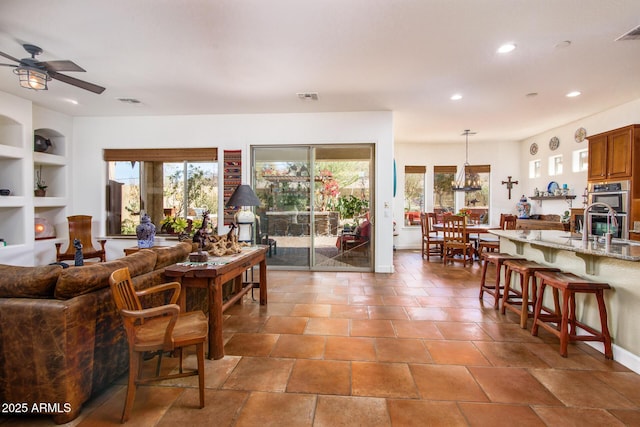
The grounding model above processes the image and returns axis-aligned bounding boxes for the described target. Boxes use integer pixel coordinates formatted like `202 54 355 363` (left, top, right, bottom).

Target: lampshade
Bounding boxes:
226 185 260 207
452 129 481 192
14 66 49 90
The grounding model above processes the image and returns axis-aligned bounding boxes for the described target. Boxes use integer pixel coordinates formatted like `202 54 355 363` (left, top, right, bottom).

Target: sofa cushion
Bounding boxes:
0 264 63 298
150 242 192 269
54 250 157 299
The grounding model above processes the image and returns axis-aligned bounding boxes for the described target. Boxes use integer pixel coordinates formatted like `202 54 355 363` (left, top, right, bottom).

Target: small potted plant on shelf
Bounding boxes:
34 166 47 197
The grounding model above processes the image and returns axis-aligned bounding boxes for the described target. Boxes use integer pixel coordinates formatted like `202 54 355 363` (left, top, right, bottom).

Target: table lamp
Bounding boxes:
226 184 261 243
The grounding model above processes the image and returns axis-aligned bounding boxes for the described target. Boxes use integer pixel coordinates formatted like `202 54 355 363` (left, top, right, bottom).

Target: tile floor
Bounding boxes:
4 250 640 426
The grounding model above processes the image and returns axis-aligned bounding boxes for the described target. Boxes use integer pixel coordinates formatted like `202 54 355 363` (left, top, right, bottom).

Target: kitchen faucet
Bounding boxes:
582 202 618 247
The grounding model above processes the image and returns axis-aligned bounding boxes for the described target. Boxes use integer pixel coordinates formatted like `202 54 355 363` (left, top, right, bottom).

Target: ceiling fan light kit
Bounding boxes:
0 43 105 94
14 65 49 90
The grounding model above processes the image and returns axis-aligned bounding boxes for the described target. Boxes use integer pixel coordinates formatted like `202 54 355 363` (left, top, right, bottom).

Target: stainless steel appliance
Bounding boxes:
586 180 629 239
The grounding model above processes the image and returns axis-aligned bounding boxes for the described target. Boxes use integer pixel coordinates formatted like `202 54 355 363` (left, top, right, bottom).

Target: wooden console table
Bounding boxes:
164 246 268 359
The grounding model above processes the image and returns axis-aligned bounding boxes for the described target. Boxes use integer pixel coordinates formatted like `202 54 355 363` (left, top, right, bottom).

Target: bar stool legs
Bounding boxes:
479 252 522 309
531 270 613 359
502 259 560 328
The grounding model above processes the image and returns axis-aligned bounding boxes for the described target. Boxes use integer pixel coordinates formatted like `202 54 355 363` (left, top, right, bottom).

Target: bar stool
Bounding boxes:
479 252 523 309
502 259 560 328
531 270 613 359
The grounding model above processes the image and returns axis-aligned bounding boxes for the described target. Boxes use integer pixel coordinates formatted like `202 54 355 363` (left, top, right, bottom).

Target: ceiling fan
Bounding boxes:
0 43 105 94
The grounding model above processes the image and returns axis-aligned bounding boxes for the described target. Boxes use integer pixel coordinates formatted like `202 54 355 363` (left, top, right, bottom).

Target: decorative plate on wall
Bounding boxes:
575 127 587 143
549 136 560 150
529 142 538 155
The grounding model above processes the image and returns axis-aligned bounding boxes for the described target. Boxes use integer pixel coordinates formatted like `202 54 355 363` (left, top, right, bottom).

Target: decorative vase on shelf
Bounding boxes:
516 195 531 219
136 214 156 248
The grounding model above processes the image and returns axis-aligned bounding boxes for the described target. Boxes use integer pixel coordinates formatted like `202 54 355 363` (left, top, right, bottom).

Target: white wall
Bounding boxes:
394 140 521 249
520 98 640 208
72 111 396 273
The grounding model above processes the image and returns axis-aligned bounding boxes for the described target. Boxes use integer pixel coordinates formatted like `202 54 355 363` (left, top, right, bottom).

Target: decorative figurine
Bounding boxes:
73 239 84 266
136 213 156 248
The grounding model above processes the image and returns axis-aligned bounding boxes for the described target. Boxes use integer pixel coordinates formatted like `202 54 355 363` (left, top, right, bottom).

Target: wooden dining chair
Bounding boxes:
420 212 443 260
55 215 107 263
442 215 474 266
478 213 517 253
109 267 208 423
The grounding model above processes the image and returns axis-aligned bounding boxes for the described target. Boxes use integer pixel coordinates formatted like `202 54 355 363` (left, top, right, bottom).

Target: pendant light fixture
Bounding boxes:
452 129 481 192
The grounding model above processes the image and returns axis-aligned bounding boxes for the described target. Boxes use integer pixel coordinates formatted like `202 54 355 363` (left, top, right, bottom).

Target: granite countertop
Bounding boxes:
491 229 640 262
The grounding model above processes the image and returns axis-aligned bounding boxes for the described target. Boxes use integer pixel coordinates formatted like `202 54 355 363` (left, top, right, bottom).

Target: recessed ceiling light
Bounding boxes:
497 43 516 54
450 94 462 101
566 91 581 98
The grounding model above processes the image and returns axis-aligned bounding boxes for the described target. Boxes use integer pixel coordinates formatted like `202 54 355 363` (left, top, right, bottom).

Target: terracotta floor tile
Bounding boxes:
261 315 308 334
223 332 279 357
410 364 489 401
352 361 419 398
458 402 546 427
286 359 351 395
608 409 640 425
473 341 550 368
330 303 370 319
304 317 349 336
387 399 468 426
350 319 396 337
593 371 640 405
530 368 638 409
289 303 331 317
375 337 432 363
405 306 451 321
435 321 493 341
222 357 294 392
392 319 444 339
533 406 627 427
324 336 377 361
156 389 248 427
313 293 349 304
424 340 491 366
234 391 316 427
270 334 326 359
314 395 390 427
367 305 409 320
415 295 458 307
348 294 383 304
468 366 562 405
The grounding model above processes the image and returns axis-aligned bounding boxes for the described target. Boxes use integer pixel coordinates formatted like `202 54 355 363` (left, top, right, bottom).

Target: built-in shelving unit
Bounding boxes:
0 114 26 247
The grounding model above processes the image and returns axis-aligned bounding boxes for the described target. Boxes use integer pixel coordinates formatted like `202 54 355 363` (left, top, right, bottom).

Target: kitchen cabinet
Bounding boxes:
587 125 639 181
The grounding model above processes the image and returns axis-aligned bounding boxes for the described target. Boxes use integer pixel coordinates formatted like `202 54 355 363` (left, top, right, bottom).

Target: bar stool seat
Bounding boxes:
502 259 560 328
479 252 523 309
531 270 613 359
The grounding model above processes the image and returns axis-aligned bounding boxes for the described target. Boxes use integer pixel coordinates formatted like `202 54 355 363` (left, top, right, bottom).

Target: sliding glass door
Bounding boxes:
252 144 373 271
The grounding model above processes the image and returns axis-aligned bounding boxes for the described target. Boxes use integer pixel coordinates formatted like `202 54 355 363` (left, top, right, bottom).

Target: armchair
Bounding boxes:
55 215 107 263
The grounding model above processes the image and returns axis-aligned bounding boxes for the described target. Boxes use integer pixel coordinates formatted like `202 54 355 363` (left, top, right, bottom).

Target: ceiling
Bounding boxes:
0 0 639 144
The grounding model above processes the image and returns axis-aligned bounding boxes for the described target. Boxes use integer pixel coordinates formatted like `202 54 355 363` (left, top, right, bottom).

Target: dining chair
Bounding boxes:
442 215 474 266
478 213 517 253
109 267 208 423
420 212 443 260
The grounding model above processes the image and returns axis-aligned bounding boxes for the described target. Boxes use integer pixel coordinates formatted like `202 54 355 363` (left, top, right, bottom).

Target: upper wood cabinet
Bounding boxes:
587 125 639 181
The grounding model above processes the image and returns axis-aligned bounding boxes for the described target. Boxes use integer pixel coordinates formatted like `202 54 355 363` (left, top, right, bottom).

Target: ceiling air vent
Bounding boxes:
297 92 319 101
117 98 142 104
616 24 640 41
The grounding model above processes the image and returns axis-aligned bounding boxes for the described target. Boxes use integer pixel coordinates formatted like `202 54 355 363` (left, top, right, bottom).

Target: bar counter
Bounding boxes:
491 229 640 367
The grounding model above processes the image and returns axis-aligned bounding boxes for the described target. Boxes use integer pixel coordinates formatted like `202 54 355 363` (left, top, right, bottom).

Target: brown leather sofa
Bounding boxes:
0 242 192 424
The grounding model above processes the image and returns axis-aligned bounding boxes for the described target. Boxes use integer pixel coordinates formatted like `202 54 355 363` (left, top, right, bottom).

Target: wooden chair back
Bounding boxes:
55 215 107 262
443 215 468 244
499 213 518 230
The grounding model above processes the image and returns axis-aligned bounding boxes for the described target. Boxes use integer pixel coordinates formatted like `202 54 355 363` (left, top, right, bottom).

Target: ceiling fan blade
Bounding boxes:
38 60 85 72
0 50 21 64
0 63 17 68
49 71 105 94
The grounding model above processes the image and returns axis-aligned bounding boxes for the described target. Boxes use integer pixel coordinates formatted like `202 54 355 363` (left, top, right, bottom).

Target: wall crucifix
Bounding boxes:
501 176 519 199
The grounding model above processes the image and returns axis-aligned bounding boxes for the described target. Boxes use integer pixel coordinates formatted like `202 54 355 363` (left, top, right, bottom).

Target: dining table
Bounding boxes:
432 222 500 257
